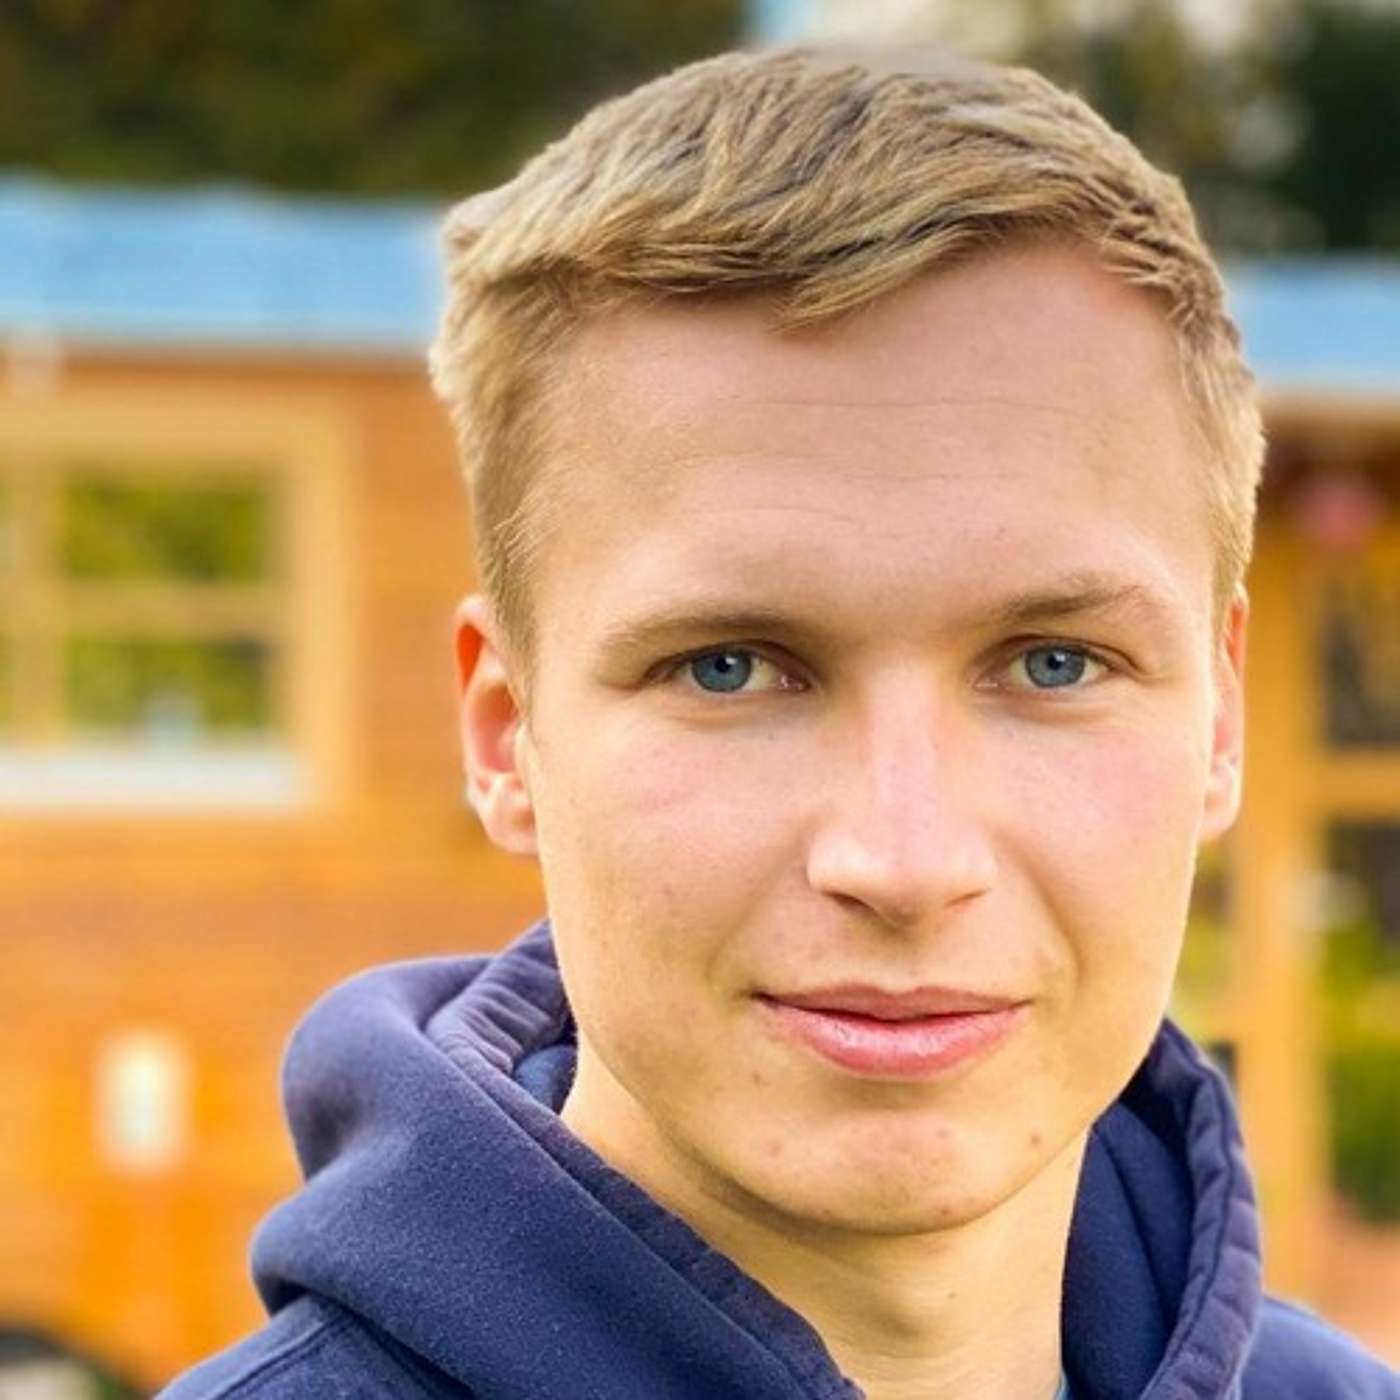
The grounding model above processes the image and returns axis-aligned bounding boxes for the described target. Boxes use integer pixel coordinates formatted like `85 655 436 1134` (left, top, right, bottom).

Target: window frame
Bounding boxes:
1302 523 1400 816
0 385 354 816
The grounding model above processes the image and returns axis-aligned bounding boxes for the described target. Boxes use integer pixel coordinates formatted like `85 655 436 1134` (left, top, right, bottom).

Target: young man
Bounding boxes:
162 48 1398 1400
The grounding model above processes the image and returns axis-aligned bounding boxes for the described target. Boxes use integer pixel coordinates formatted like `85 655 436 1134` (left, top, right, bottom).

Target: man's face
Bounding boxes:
463 242 1245 1235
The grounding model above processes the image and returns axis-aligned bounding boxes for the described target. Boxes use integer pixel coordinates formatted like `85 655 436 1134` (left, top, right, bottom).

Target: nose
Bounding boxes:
805 679 998 930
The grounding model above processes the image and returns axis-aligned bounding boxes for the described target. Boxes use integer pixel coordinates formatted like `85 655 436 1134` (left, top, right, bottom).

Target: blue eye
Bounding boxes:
1021 646 1091 688
688 649 755 692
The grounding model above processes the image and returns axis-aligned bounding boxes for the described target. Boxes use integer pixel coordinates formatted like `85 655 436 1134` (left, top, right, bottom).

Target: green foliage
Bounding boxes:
4 0 1395 251
3 0 1397 252
0 0 743 197
1321 911 1400 1028
1024 1 1244 181
1267 0 1400 248
1320 916 1400 1221
93 1364 145 1400
60 471 275 582
1169 841 1235 1040
1327 1041 1400 1226
1324 921 1393 1004
96 1381 143 1400
1172 915 1233 1038
1016 0 1400 252
1328 1038 1400 1221
0 635 11 732
65 635 273 738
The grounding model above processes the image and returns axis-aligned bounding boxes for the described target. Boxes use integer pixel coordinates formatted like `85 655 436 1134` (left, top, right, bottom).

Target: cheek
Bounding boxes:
998 720 1203 997
539 719 802 911
528 718 807 1048
1003 723 1204 1101
1002 717 1204 888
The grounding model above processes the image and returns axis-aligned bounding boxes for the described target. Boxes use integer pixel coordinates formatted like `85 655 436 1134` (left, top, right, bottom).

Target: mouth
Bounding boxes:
754 992 1027 1079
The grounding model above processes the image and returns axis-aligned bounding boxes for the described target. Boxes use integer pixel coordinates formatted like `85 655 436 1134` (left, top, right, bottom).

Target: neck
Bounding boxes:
712 1152 1079 1400
563 1063 1084 1400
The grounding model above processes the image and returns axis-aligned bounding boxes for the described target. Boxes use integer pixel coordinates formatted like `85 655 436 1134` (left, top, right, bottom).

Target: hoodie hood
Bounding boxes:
251 919 1262 1400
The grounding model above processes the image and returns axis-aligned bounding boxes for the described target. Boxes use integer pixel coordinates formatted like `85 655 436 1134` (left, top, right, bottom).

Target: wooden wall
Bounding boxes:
0 350 544 1386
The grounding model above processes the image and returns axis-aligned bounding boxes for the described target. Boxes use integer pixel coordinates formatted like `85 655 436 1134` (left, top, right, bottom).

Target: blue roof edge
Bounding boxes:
0 173 1397 394
0 172 450 358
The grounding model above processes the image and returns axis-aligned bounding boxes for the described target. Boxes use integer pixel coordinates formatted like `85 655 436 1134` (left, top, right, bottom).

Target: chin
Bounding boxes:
766 1178 1009 1237
726 1145 1018 1238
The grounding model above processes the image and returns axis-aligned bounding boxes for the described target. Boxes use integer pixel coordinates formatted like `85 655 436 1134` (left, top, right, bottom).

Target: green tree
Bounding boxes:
0 0 743 196
1263 0 1400 249
1016 0 1400 252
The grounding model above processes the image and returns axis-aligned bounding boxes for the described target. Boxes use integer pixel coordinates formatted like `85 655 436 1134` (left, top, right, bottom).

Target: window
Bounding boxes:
0 391 349 812
1319 559 1400 748
1328 823 1400 950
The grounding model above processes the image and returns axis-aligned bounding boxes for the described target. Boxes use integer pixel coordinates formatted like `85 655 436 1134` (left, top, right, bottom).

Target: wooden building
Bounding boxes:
0 177 1397 1386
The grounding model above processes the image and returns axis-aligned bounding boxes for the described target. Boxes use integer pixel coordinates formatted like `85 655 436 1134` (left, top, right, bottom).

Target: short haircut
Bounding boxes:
429 46 1264 662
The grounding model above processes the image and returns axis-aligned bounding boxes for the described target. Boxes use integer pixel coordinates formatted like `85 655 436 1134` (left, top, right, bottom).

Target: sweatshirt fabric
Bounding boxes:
160 920 1400 1399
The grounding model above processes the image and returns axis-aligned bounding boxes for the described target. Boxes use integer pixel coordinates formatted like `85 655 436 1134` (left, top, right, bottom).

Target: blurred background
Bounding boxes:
0 0 1397 1391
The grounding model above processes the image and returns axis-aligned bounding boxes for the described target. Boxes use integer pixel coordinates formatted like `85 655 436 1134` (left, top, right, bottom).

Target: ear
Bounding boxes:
1198 587 1249 845
453 593 538 857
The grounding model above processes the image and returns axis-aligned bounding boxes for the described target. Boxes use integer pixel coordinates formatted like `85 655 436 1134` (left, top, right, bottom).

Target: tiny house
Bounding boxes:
0 177 1396 1384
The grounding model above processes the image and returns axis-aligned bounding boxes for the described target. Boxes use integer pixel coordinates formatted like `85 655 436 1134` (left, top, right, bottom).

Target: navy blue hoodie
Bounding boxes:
161 921 1398 1399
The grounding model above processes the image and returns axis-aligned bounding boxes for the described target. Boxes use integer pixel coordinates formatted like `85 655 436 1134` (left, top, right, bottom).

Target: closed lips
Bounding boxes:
756 987 1021 1019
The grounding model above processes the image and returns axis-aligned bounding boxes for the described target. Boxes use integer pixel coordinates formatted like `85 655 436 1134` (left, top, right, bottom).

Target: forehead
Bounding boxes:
553 243 1198 457
530 243 1214 649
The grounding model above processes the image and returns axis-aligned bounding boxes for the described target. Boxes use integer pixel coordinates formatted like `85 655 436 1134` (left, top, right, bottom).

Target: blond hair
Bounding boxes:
429 47 1264 657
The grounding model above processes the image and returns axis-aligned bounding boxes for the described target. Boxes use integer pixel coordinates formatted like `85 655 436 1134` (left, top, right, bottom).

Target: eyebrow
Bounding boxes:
983 573 1180 631
597 608 825 664
595 572 1182 662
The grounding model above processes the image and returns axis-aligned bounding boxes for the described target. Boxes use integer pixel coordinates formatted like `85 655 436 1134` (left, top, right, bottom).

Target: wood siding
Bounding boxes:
0 352 544 1386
